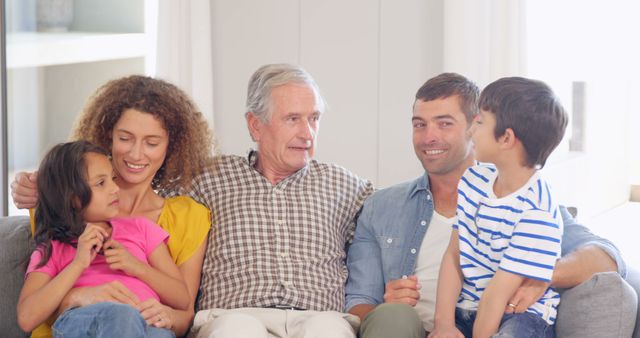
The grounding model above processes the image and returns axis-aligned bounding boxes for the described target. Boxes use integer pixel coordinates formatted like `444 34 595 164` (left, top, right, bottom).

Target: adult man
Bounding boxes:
345 73 628 337
183 63 373 337
12 64 373 338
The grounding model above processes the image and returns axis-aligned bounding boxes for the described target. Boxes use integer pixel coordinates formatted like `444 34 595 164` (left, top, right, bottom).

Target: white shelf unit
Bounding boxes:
4 0 155 216
7 32 150 68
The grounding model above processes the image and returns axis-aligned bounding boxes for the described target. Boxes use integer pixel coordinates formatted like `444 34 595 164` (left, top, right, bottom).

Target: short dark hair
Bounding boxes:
414 73 480 123
34 140 109 267
479 77 568 168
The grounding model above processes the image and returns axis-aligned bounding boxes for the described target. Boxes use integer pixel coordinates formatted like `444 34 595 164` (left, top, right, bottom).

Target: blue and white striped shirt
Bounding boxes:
454 165 563 325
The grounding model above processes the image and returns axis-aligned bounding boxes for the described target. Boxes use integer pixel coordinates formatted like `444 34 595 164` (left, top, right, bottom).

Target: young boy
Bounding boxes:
429 77 568 338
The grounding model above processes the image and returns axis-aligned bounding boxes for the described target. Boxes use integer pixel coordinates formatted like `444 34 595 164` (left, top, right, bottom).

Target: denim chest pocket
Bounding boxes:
377 236 402 249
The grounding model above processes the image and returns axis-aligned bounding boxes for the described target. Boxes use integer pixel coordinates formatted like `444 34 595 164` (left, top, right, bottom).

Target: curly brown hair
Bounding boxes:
71 75 215 193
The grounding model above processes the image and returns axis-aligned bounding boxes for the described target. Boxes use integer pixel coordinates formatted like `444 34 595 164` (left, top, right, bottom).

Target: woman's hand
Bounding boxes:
73 223 110 269
137 298 174 330
103 238 146 277
505 278 550 314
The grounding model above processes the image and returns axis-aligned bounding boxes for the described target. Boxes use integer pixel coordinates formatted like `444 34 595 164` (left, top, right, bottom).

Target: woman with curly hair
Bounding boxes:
13 75 215 337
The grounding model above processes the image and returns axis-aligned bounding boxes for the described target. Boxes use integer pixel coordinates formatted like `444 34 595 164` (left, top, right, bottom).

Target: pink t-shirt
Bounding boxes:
27 217 169 302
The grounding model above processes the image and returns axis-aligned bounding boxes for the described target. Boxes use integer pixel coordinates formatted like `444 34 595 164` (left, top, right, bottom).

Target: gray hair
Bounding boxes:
245 63 327 122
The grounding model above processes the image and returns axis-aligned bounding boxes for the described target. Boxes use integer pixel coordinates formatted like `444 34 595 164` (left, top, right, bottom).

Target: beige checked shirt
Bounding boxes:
188 152 374 312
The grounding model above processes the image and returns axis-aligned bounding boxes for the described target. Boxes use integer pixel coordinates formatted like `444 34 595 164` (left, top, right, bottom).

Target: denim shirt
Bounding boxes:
345 174 626 312
345 174 434 311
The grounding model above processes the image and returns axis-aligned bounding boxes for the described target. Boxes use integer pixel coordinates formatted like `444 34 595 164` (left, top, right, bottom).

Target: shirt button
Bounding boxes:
420 220 427 226
401 275 408 279
410 248 417 254
426 195 432 200
276 220 285 225
280 252 289 258
386 238 393 244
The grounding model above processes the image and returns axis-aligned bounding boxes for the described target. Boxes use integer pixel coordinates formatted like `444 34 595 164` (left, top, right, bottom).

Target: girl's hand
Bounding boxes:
137 298 174 330
73 223 109 268
103 239 145 277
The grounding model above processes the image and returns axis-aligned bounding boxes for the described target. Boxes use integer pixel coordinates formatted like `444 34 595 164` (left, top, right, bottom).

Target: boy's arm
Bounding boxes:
507 206 616 311
430 230 464 337
473 270 525 338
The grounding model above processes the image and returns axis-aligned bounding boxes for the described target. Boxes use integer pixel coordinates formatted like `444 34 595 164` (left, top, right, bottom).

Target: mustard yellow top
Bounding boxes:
29 196 211 338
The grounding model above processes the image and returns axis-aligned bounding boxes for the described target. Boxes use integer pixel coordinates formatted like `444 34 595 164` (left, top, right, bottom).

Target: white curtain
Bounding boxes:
153 0 215 129
442 0 525 87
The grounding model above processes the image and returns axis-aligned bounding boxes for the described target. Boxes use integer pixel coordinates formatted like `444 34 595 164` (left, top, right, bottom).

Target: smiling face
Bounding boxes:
110 109 169 188
412 95 474 177
247 83 321 182
82 152 120 222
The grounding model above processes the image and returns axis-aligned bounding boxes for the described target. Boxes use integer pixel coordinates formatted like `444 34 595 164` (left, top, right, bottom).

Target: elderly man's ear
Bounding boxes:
246 112 262 142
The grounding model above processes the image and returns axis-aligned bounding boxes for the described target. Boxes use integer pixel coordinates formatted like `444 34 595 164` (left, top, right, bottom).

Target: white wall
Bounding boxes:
210 0 445 187
527 0 637 218
209 0 635 218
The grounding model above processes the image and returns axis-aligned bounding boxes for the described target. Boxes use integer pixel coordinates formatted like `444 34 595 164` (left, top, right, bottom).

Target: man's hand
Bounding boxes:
505 278 549 314
384 275 421 306
11 171 38 209
59 281 140 313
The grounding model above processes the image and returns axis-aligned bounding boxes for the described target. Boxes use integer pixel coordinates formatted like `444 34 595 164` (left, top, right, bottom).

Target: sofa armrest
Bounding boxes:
0 216 33 338
625 267 640 338
556 271 637 338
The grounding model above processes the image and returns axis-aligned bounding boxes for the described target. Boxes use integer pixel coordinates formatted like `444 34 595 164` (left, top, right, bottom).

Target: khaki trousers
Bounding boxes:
360 303 426 338
189 307 360 338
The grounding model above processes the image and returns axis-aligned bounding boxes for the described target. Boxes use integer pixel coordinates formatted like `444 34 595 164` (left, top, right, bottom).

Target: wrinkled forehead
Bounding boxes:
268 83 324 114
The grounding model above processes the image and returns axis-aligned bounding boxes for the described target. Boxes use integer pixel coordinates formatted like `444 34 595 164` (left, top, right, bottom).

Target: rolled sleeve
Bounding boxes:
559 205 627 278
345 198 385 312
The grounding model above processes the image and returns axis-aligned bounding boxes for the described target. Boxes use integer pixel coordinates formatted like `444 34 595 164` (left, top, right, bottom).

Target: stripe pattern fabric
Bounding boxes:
187 153 374 312
454 165 563 325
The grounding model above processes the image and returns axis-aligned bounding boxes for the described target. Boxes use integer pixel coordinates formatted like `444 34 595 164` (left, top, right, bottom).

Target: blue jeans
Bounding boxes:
52 302 175 338
455 308 554 338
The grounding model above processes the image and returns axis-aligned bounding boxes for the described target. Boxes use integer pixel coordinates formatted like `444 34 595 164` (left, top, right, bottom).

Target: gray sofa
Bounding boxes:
1 215 639 338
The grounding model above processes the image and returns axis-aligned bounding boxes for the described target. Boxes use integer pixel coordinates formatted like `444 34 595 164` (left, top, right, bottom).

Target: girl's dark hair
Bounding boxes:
33 141 109 268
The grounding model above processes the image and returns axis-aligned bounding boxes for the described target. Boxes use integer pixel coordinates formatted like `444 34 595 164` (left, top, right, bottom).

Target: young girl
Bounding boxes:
17 141 189 338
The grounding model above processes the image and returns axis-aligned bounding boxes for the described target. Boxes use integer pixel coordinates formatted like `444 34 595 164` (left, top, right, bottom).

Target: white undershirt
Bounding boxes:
414 210 455 332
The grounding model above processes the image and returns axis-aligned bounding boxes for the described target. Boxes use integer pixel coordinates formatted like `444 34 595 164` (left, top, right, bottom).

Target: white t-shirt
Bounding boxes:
414 210 455 332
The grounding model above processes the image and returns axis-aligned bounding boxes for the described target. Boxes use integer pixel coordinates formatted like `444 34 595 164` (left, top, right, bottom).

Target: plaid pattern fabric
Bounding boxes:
188 152 374 312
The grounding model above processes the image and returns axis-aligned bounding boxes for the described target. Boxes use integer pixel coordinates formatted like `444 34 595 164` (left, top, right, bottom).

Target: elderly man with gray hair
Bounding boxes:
185 64 373 337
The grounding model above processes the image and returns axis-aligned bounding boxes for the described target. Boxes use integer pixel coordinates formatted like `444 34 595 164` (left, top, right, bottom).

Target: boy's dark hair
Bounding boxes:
414 72 480 123
479 77 568 168
34 141 109 267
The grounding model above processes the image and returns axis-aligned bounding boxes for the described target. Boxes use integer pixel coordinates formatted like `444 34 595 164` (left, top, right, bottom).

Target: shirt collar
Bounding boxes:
409 172 430 198
247 149 309 187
